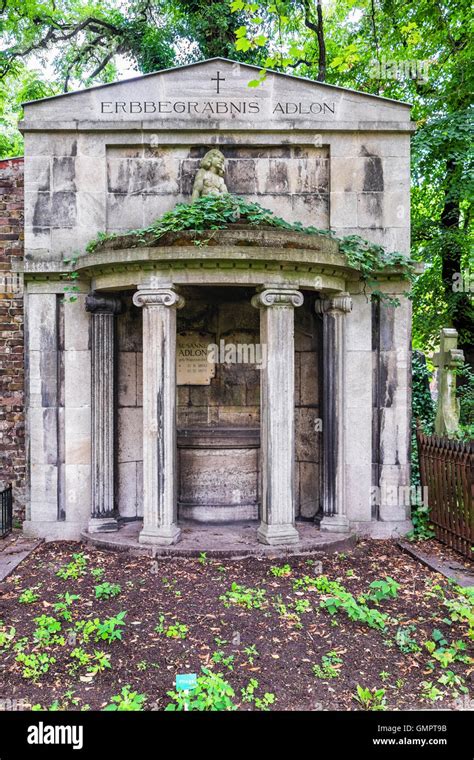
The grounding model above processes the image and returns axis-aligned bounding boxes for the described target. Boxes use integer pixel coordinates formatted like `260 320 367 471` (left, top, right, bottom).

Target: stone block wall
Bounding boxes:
295 296 322 519
0 157 25 519
106 144 329 232
116 294 143 519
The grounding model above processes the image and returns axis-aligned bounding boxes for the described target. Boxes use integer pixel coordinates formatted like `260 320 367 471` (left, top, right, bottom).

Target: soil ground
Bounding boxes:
0 538 472 711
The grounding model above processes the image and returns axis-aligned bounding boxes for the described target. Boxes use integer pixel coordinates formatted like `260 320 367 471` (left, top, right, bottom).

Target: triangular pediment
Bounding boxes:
22 57 411 129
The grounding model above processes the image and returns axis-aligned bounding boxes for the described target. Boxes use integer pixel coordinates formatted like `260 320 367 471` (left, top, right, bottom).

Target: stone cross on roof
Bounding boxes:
433 327 464 436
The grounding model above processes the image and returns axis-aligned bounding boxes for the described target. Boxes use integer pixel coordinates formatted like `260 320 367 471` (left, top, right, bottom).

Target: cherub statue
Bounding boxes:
191 149 227 201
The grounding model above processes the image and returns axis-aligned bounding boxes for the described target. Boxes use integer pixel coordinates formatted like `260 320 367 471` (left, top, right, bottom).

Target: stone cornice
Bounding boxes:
20 120 416 134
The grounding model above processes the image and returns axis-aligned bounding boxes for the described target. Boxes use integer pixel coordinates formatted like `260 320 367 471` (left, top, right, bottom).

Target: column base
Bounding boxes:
320 514 350 533
257 522 300 546
88 517 118 534
139 525 181 546
23 519 84 541
352 519 413 539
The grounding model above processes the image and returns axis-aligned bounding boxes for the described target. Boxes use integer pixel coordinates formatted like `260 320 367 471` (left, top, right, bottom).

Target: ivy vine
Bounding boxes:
85 193 415 299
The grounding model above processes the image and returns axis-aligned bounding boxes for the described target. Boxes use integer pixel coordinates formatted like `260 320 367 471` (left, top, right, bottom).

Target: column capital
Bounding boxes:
85 291 123 315
251 287 304 309
133 287 185 310
315 291 352 316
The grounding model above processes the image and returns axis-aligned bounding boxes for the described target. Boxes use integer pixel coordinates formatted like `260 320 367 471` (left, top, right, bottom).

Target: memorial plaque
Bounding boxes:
177 332 215 385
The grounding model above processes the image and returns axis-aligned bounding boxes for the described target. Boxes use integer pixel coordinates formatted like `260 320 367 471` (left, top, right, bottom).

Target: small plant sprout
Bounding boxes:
437 670 468 697
53 592 80 621
162 577 182 597
74 612 126 645
56 553 88 580
366 577 400 604
395 624 421 654
220 583 266 610
293 598 312 614
104 686 146 711
90 567 105 580
96 612 127 643
211 651 235 670
165 668 236 711
15 651 56 682
94 582 121 600
241 679 276 711
354 685 387 711
198 552 208 565
87 651 112 677
269 564 291 577
420 681 445 702
33 615 64 647
312 651 343 680
19 588 40 604
155 615 188 639
244 644 259 665
0 624 16 650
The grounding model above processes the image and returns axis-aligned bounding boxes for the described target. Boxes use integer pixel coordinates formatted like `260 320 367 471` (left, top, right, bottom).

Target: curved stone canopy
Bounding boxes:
72 226 412 294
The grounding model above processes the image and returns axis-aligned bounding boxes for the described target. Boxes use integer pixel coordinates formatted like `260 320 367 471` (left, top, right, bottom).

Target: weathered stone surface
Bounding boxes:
132 285 184 545
253 288 303 545
118 351 138 407
86 294 120 531
179 447 258 520
372 297 412 525
16 57 415 543
299 461 321 518
433 328 464 436
315 292 352 532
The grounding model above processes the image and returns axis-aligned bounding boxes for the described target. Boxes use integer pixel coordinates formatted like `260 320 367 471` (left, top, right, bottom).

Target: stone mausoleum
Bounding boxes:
18 58 416 548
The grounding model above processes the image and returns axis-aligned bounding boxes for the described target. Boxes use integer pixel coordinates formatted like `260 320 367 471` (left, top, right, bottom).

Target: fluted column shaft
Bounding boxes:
315 292 352 531
86 292 122 533
252 287 303 545
133 284 184 545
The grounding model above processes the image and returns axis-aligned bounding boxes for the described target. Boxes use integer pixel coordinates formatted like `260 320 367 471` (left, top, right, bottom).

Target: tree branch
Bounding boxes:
302 0 326 81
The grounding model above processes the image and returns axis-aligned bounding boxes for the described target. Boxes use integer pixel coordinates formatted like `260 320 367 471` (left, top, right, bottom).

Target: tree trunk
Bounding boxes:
440 159 474 368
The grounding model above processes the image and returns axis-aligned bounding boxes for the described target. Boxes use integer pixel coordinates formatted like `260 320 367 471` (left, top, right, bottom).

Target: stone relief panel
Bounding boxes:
106 144 329 232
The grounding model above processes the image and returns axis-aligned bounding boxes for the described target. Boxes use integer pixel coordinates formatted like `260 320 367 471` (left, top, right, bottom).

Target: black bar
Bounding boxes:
0 710 471 758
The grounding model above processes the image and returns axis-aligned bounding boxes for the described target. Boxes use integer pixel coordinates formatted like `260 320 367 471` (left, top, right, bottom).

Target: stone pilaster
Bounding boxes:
132 284 184 545
252 287 303 545
315 292 352 532
85 292 122 533
23 292 60 537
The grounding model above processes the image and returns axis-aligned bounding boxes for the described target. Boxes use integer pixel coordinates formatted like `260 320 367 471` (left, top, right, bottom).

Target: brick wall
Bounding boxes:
0 157 25 520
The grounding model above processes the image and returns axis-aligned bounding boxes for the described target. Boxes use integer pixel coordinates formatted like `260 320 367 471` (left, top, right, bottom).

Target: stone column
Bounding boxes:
132 284 184 545
85 292 122 533
315 292 352 532
252 287 303 545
